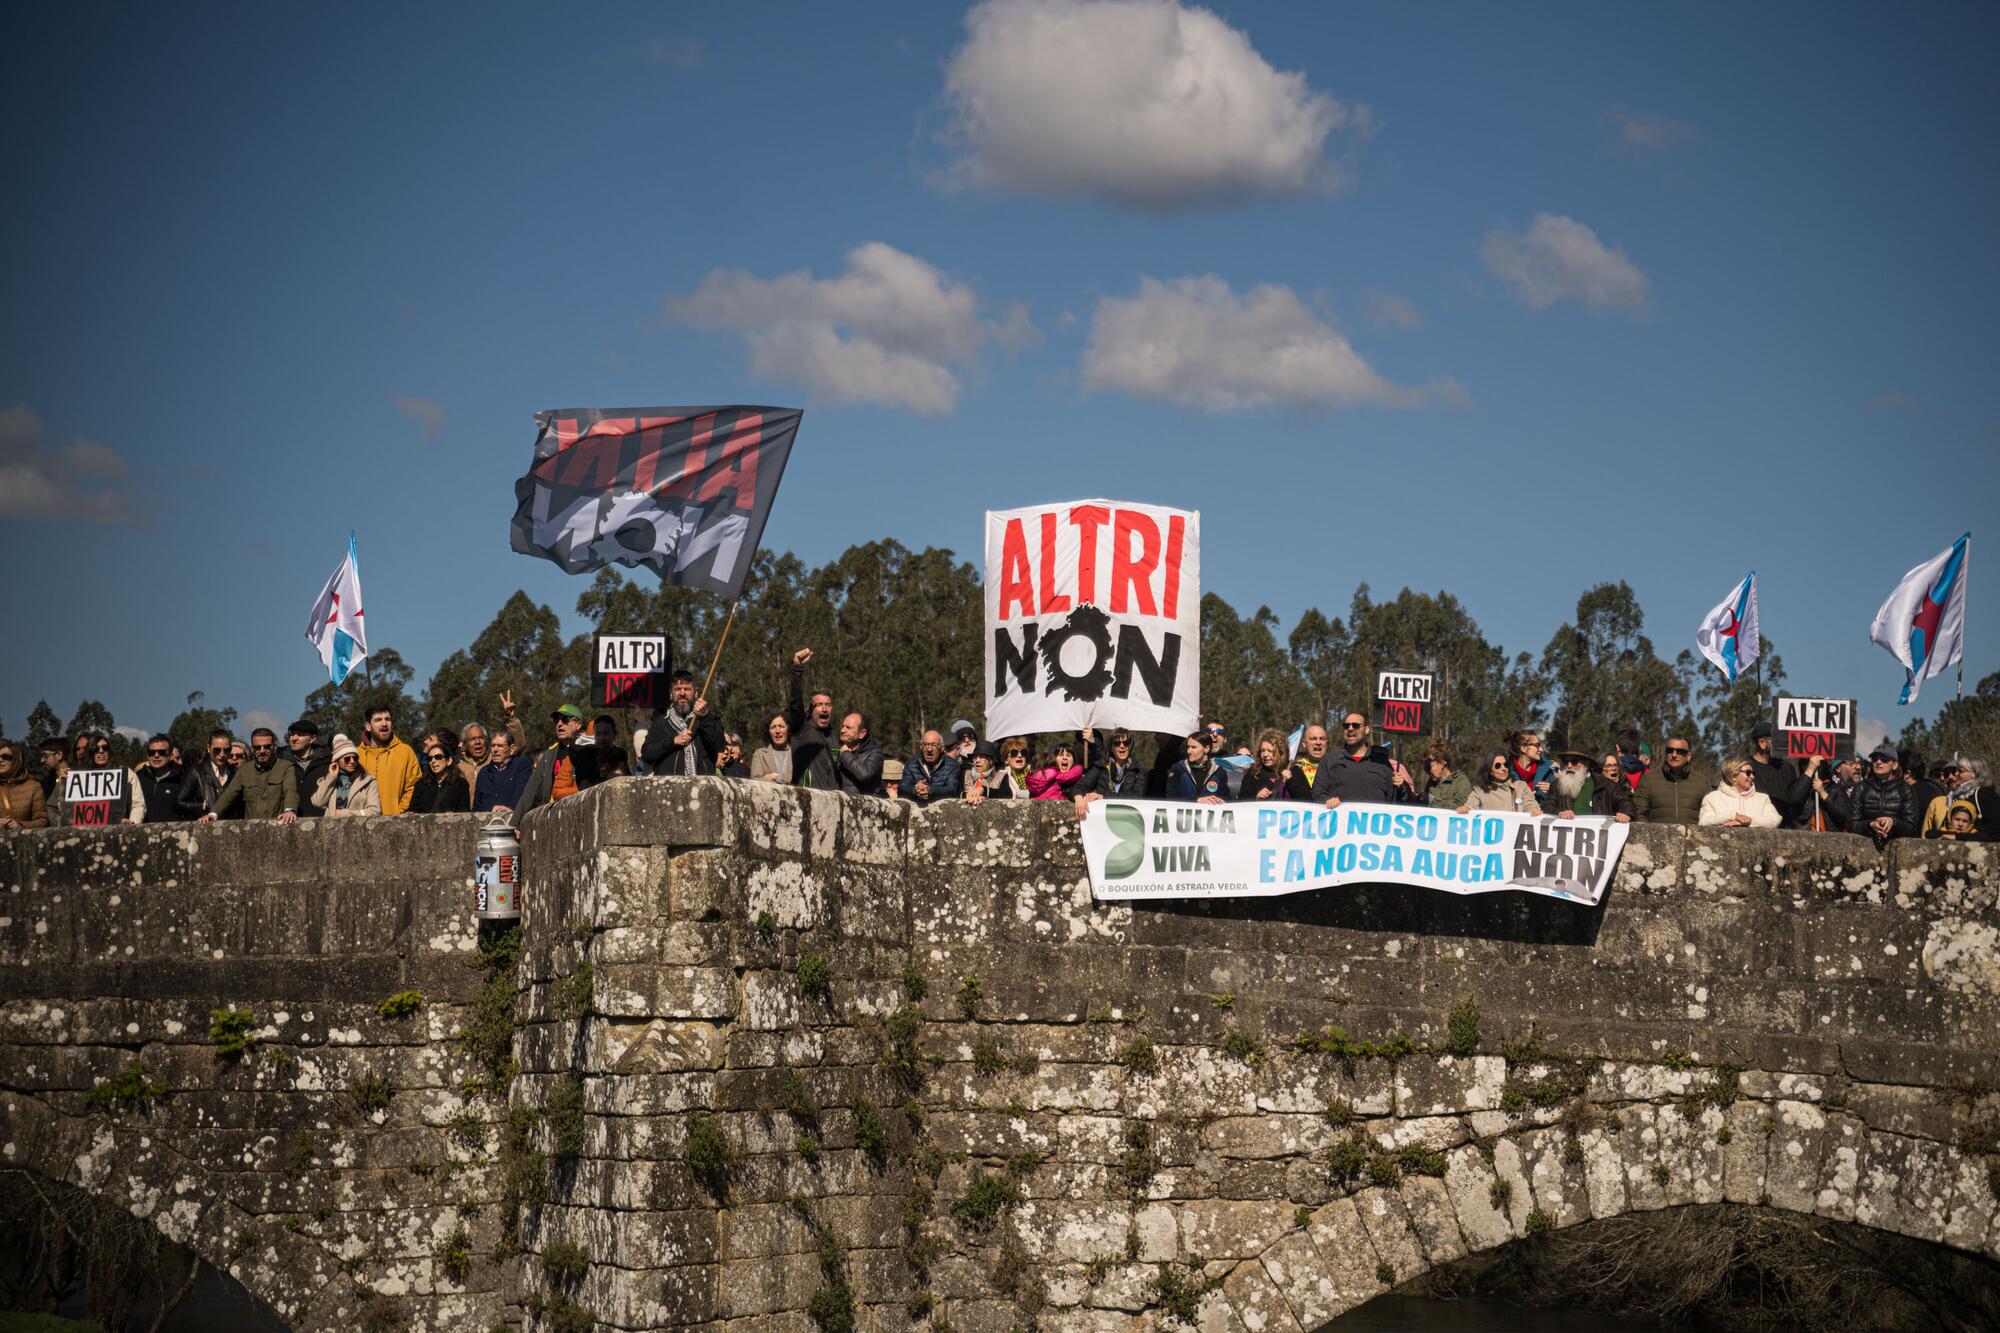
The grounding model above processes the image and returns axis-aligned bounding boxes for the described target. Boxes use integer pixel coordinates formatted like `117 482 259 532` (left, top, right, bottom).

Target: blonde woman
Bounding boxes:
1699 759 1781 829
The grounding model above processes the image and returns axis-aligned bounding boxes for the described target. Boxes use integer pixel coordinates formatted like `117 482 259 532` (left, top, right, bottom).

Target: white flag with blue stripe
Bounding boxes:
306 532 368 686
1694 571 1759 683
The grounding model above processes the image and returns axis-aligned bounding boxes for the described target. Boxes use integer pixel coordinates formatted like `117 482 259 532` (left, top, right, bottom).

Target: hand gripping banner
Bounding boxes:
511 406 803 599
984 500 1200 739
1082 800 1631 906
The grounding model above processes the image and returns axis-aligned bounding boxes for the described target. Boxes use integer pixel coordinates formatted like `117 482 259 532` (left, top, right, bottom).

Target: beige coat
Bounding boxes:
314 769 382 817
1698 786 1781 828
1460 778 1543 814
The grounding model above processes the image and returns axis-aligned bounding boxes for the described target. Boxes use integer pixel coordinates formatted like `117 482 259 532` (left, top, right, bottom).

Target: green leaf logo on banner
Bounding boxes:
1103 804 1146 879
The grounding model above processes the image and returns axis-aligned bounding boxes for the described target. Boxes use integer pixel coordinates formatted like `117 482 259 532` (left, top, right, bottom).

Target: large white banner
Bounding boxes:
1082 800 1630 907
984 500 1199 740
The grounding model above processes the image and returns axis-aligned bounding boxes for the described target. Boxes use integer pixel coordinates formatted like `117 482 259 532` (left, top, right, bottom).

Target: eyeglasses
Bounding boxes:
147 748 170 757
252 745 274 754
337 753 358 764
1004 750 1025 759
426 751 448 762
1664 747 1689 756
1490 762 1508 771
94 744 111 753
1111 739 1131 747
1342 722 1366 731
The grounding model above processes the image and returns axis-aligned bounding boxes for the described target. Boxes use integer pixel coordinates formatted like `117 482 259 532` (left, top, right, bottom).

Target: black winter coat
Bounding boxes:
1849 776 1918 842
1750 755 1799 823
1586 778 1635 820
1075 760 1149 799
1308 752 1398 805
411 771 471 814
136 763 187 822
175 761 236 820
1237 764 1289 801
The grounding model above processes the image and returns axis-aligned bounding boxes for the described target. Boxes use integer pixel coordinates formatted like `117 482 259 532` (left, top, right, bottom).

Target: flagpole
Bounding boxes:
698 598 740 702
1959 536 1969 701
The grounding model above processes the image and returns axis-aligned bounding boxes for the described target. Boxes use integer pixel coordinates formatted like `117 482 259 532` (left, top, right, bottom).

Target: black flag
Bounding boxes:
510 405 802 598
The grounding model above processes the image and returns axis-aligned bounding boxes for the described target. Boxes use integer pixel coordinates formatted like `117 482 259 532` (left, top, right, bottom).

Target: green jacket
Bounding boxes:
210 758 301 820
1424 770 1471 809
1634 763 1711 825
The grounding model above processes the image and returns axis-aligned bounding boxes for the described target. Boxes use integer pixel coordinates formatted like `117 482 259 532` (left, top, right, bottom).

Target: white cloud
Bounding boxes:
114 725 150 744
642 37 704 70
666 242 1032 415
1854 716 1892 756
0 404 139 523
1602 105 1699 153
1480 214 1650 314
1082 275 1426 413
1361 288 1421 330
937 0 1370 212
241 708 286 738
392 393 444 441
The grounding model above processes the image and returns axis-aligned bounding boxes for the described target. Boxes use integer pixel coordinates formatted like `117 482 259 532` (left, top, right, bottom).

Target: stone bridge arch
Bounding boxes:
5 778 1998 1332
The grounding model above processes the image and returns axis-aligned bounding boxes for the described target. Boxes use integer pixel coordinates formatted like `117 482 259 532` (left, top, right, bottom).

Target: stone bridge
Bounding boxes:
2 778 1996 1331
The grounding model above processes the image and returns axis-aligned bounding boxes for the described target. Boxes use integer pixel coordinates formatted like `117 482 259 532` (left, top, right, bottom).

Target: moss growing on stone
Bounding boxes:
440 1224 472 1285
956 973 981 1020
351 1073 393 1116
685 1116 740 1194
1118 1121 1160 1193
854 1095 890 1165
555 964 593 1021
449 1109 486 1151
798 952 833 1002
1526 1207 1553 1235
1445 998 1480 1056
1153 1265 1219 1326
781 1069 822 1130
883 1005 923 1078
1118 1034 1160 1075
807 1283 854 1333
1396 1142 1448 1177
1221 1029 1265 1067
462 925 522 1098
756 909 777 935
209 1007 257 1060
547 1075 586 1161
375 990 423 1019
1489 1178 1513 1211
84 1064 167 1114
503 1104 548 1208
282 1129 316 1175
1324 1130 1369 1185
902 965 928 1002
1651 1163 1671 1187
1322 1097 1358 1126
543 1240 589 1288
1376 1260 1397 1285
971 1038 1007 1076
1676 1063 1742 1117
950 1170 1022 1229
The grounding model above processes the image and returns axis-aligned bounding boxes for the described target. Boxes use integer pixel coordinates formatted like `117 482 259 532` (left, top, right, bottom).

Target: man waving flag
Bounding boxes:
1695 571 1759 683
306 531 368 686
1871 533 1970 704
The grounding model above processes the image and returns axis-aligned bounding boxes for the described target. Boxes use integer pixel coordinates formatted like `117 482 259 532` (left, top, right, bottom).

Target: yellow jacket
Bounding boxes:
357 737 420 815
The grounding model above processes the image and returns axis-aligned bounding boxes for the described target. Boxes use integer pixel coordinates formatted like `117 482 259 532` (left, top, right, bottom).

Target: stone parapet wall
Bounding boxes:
2 779 1996 1332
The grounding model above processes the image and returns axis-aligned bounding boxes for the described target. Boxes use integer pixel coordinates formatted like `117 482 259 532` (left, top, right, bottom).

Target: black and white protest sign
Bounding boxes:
1772 696 1856 762
984 500 1200 739
62 768 127 827
592 634 672 710
1375 671 1435 736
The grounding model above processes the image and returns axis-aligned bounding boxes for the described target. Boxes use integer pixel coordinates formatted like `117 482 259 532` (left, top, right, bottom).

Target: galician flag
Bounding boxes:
1695 571 1759 683
306 531 368 686
1870 533 1970 704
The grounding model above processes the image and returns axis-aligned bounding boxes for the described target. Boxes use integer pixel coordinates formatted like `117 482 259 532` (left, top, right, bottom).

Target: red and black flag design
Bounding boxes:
510 405 802 599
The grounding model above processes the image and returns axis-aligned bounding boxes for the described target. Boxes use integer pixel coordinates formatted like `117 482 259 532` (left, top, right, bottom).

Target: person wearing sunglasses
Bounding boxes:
175 729 239 819
987 738 1034 800
1458 751 1543 815
1633 735 1710 824
314 734 381 817
1309 711 1412 808
135 734 187 823
410 739 473 813
195 728 300 823
1584 754 1635 822
58 731 147 824
0 742 51 829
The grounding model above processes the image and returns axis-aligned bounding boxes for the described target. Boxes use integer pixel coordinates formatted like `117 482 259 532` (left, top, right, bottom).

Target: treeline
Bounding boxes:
14 540 1998 770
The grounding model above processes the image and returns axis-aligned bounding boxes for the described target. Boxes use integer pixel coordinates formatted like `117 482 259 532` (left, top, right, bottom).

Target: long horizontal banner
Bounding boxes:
1081 800 1630 906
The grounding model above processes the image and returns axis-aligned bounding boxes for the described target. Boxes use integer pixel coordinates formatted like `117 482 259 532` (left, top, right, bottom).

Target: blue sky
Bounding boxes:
3 1 1995 745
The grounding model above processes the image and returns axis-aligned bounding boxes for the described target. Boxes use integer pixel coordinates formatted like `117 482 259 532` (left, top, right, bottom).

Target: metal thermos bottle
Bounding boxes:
475 820 521 920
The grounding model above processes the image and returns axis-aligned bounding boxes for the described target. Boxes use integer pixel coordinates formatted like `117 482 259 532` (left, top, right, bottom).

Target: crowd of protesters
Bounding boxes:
1 644 1992 846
